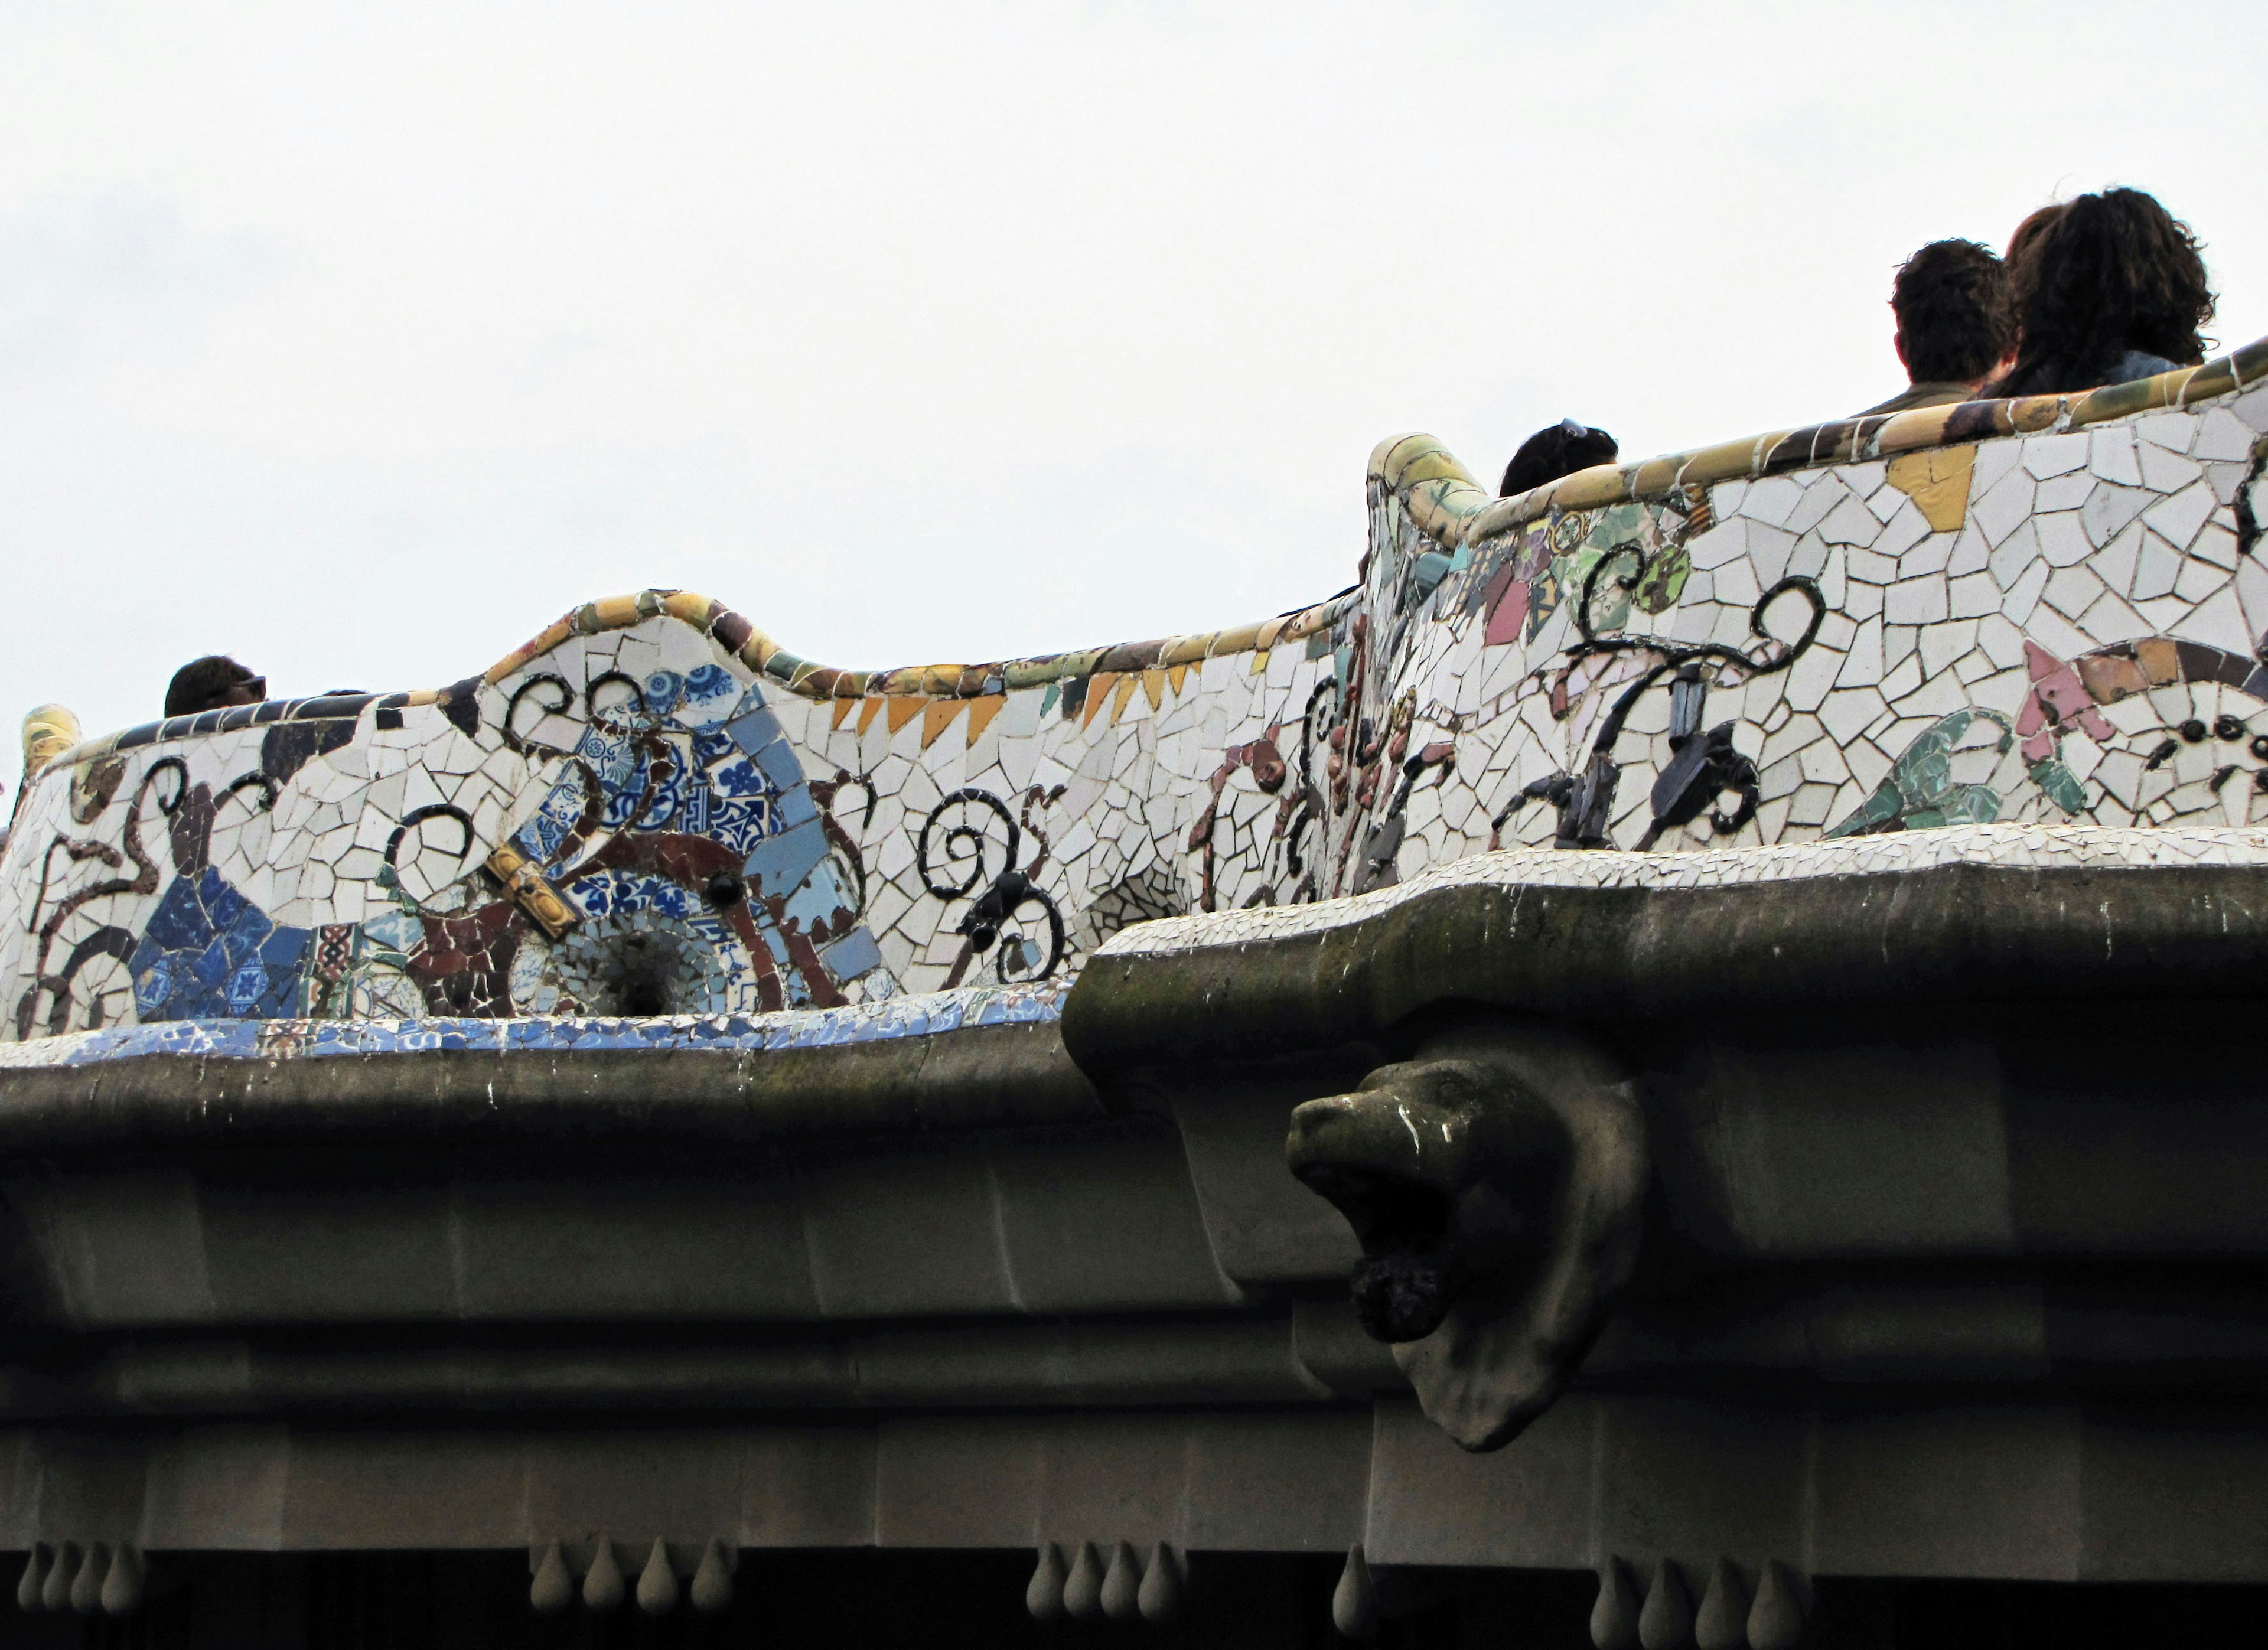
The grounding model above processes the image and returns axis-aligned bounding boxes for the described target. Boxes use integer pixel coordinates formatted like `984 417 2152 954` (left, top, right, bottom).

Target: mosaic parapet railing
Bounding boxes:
3 337 2266 1038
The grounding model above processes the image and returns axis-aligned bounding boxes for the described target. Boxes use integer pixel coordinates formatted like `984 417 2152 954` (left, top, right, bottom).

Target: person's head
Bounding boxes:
1888 239 2012 387
1501 418 1618 499
2000 188 2215 394
2003 202 2067 272
165 656 266 718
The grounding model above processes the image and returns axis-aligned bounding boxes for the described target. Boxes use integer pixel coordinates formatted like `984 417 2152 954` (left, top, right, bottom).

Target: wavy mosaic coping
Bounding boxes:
1094 823 2268 957
0 977 1070 1071
43 583 1361 777
1374 331 2268 552
41 332 2265 781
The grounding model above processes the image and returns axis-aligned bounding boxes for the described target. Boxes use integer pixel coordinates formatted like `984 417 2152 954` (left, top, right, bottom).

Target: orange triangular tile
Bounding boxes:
1109 674 1138 725
1084 674 1118 729
965 696 1008 742
886 695 927 734
921 697 966 750
1142 669 1166 710
1168 664 1188 695
856 696 884 735
831 696 856 730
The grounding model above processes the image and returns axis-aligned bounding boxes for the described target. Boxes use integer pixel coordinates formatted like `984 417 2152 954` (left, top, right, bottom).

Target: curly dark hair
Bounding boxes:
1891 239 2012 384
1995 188 2215 397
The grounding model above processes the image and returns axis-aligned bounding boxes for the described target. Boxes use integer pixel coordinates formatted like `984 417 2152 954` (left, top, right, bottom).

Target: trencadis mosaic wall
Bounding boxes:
4 341 2266 1036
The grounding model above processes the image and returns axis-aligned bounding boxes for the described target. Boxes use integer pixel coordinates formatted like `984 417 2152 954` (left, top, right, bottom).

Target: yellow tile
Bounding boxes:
1109 674 1138 725
1160 634 1212 667
485 844 579 939
918 664 972 696
2009 395 2063 433
1168 663 1189 695
1390 445 1479 490
20 703 80 774
1249 647 1272 676
1084 674 1118 729
1884 445 1975 532
1676 437 1763 489
1142 668 1166 710
1549 465 1628 512
2178 359 2236 406
965 696 1008 742
483 618 577 684
590 594 645 630
2136 638 2182 686
1628 456 1680 499
885 696 927 735
2078 654 2149 703
1373 432 1446 482
660 591 715 627
1871 406 1956 456
920 698 966 750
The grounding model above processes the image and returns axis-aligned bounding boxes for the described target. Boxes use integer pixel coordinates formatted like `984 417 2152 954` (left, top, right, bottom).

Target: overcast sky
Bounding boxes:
2 1 2262 748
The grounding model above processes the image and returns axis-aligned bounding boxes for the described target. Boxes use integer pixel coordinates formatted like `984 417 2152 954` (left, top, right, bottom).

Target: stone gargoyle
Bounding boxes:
1285 1017 1648 1450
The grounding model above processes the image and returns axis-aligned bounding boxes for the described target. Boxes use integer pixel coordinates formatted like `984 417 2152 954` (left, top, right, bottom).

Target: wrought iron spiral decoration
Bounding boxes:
915 787 1064 981
916 788 1023 900
1496 543 1826 850
1570 542 1826 677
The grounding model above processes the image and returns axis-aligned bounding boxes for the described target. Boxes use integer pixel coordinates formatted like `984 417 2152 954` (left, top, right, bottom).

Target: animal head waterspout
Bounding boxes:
1286 1018 1648 1450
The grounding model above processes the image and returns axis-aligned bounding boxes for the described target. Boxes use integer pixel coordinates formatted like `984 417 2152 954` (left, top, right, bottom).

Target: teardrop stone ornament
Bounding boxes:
690 1539 734 1615
41 1544 76 1613
100 1546 144 1617
1590 1556 1642 1650
1638 1558 1693 1650
1100 1541 1141 1622
582 1537 624 1612
70 1544 108 1614
1138 1543 1184 1625
1025 1544 1067 1621
1063 1541 1106 1620
1331 1544 1378 1639
15 1546 45 1613
1694 1560 1748 1650
1747 1560 1807 1650
636 1538 679 1615
530 1542 572 1615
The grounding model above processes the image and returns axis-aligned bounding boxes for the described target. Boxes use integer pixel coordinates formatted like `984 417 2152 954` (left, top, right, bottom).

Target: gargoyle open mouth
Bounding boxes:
1292 1165 1467 1342
1283 1018 1649 1452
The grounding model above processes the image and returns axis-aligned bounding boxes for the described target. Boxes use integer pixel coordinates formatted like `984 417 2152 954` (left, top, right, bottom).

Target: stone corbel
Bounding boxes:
1285 1015 1648 1450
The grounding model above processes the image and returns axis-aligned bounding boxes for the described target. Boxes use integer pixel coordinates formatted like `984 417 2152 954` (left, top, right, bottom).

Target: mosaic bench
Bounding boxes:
4 337 2264 1037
